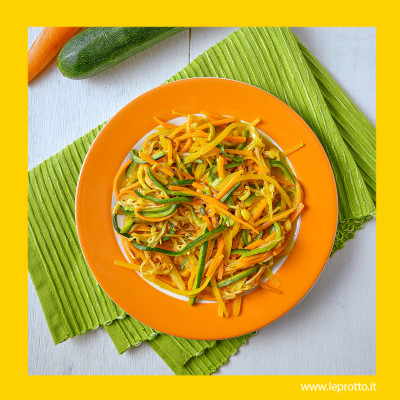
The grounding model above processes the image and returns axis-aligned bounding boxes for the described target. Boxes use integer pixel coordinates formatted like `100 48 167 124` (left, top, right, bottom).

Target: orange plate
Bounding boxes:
76 78 338 340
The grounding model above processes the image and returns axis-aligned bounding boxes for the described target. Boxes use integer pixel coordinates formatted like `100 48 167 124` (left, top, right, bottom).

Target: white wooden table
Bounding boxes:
28 27 376 375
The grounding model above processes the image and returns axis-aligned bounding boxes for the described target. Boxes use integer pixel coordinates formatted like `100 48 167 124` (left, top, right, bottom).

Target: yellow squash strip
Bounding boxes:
114 260 141 271
233 293 242 316
211 277 229 318
196 117 235 131
282 142 304 157
169 122 187 139
184 122 247 164
225 149 252 156
148 276 212 296
239 174 292 207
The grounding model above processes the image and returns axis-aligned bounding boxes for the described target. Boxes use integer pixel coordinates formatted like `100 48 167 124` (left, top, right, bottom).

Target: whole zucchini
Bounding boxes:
57 27 187 79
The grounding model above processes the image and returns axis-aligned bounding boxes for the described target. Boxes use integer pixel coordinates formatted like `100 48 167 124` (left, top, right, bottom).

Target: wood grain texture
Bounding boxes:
28 27 376 375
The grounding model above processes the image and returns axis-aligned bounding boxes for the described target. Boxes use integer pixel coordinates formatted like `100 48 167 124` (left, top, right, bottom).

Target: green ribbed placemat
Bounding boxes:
104 315 215 356
148 332 256 375
104 314 254 375
28 26 375 375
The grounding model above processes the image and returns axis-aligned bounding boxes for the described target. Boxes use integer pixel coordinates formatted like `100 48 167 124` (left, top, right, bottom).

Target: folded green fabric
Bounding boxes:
148 332 256 375
28 26 375 375
103 315 256 375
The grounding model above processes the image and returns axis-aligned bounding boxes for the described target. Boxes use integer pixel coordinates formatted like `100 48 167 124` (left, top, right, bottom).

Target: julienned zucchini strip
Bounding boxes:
131 226 227 257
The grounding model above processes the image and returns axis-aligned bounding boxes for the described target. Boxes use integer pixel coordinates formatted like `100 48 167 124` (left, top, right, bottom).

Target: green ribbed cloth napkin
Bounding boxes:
28 27 375 375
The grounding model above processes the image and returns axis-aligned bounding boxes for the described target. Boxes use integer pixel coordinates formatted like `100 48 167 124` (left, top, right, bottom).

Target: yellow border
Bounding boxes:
1 1 390 397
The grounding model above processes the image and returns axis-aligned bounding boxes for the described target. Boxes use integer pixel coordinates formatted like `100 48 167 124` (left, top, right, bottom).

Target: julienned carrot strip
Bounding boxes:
119 181 141 195
28 27 81 82
272 235 291 256
233 293 242 316
218 207 258 233
264 271 282 289
153 117 177 129
113 159 133 200
165 188 229 210
273 176 295 187
196 117 235 131
217 156 225 179
245 231 276 251
121 238 138 263
289 202 304 223
180 137 193 153
215 171 242 200
179 170 196 180
131 224 152 232
139 151 157 165
139 152 173 177
201 214 213 231
192 182 205 191
173 167 184 180
119 189 137 196
225 149 252 155
154 163 174 178
169 123 187 139
256 207 296 230
235 251 273 270
247 199 261 212
244 238 263 250
224 136 247 143
251 197 269 221
206 238 225 277
200 110 226 121
217 259 224 280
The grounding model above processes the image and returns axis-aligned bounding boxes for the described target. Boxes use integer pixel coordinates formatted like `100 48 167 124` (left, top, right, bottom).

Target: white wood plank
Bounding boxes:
28 27 190 170
29 27 376 375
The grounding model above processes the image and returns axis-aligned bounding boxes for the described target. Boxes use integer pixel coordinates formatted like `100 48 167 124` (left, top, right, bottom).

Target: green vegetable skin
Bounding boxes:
58 27 187 79
120 217 134 233
188 238 208 306
217 266 260 288
131 149 165 164
134 189 190 204
137 203 178 218
269 160 295 185
131 226 227 257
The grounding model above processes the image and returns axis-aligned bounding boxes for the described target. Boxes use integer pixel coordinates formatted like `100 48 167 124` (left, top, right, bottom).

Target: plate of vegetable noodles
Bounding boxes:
76 78 337 339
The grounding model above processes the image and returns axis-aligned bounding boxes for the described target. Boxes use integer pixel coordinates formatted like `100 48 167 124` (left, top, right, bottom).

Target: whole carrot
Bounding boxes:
28 27 80 82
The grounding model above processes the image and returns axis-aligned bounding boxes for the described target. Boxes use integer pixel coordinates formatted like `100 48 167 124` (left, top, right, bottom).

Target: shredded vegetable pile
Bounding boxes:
112 111 305 317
